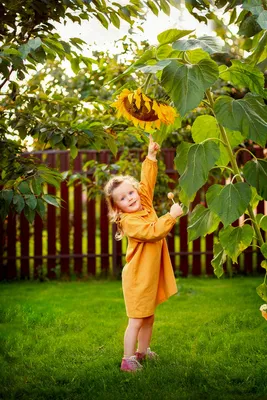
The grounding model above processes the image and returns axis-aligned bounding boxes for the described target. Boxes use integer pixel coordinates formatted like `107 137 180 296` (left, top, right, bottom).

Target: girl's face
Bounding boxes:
112 181 142 213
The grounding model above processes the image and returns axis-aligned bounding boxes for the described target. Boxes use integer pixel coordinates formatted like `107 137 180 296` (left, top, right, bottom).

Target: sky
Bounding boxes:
54 2 217 57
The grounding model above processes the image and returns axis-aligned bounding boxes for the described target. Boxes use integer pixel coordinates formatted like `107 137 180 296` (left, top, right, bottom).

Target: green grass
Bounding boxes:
0 277 267 400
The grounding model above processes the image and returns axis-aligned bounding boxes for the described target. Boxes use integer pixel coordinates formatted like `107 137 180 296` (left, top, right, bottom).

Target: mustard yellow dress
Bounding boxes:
120 157 178 318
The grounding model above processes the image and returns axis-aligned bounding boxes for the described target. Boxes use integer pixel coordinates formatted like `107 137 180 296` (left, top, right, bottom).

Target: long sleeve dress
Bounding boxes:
119 157 178 318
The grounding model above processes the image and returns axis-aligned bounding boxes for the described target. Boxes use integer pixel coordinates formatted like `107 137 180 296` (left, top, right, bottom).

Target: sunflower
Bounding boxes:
111 88 177 131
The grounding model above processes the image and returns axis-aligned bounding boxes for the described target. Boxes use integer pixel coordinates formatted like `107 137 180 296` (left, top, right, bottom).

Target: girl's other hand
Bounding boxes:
147 134 160 161
169 203 183 219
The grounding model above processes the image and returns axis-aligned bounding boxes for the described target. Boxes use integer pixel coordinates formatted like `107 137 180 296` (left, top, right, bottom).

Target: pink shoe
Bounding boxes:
120 355 143 372
135 347 159 362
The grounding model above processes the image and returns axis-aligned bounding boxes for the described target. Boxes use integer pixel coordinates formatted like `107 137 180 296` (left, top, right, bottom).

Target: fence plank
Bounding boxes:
100 151 110 274
60 152 70 277
192 191 201 276
34 215 43 279
86 152 96 276
0 221 5 280
7 212 16 279
179 214 188 276
73 153 83 277
47 153 57 279
257 200 265 273
20 212 30 279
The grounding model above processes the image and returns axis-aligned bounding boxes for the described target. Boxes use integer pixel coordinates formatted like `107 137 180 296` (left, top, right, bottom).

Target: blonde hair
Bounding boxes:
104 175 140 241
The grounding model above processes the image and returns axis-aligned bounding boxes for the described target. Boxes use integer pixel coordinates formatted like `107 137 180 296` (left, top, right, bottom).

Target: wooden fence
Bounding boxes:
0 148 266 280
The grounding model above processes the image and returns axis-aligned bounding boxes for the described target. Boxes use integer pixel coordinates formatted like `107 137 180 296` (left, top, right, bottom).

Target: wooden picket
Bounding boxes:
0 147 266 280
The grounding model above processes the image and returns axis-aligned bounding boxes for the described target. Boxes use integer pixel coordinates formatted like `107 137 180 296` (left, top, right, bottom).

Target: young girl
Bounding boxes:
104 135 183 372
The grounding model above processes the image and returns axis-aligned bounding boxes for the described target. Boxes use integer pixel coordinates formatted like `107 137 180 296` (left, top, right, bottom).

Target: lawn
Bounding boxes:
0 277 266 400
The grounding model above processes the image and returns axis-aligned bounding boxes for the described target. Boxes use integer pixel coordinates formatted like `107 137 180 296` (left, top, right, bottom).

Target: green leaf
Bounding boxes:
39 173 61 189
13 194 25 213
219 60 265 97
137 60 171 73
256 283 267 301
191 115 244 166
257 11 267 29
242 0 263 16
147 0 159 15
174 142 193 175
211 240 226 278
95 12 109 29
36 199 46 219
157 29 194 45
24 194 37 210
206 183 252 226
260 243 267 259
18 181 32 194
257 214 267 231
161 59 219 116
261 260 267 270
105 136 118 157
214 93 267 147
0 190 13 206
159 0 170 15
249 186 262 209
70 58 80 74
238 15 262 37
70 145 78 159
32 177 43 196
188 204 220 242
23 205 35 224
219 224 254 263
243 159 267 200
172 36 223 54
42 194 60 207
179 141 220 199
110 12 120 28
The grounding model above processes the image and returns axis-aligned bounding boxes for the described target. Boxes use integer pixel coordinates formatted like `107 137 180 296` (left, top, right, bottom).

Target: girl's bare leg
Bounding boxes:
123 318 143 358
137 314 155 353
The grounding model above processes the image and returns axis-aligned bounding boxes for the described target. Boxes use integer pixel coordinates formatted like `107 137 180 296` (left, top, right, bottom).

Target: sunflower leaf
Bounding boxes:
161 59 219 116
179 141 220 199
214 93 267 147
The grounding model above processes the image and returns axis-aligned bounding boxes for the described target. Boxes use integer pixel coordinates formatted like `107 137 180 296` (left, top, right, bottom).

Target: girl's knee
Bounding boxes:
144 314 155 326
128 318 144 330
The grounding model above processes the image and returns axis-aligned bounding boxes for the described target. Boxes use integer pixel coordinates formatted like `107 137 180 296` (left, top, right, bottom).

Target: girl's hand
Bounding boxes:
169 203 183 219
147 134 160 161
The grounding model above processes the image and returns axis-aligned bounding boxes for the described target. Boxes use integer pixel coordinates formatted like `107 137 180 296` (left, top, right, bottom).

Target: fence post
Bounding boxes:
60 151 70 278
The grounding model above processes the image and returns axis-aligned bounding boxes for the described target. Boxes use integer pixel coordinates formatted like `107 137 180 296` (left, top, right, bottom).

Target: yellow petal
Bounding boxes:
128 93 134 104
144 101 151 112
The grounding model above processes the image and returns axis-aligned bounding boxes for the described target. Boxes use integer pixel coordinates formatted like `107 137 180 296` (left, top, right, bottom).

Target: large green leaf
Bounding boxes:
243 159 267 200
157 29 194 45
172 36 223 54
161 59 219 116
206 183 252 226
188 204 220 242
219 60 265 97
179 141 220 199
219 224 254 263
214 93 267 147
137 60 171 74
211 240 226 278
174 142 193 175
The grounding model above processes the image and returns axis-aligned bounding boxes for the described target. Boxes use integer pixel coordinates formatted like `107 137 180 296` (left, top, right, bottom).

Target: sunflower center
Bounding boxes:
124 97 158 122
